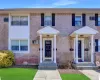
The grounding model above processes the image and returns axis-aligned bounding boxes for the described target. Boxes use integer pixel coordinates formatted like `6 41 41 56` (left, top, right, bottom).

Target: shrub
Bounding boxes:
58 61 74 69
0 50 14 68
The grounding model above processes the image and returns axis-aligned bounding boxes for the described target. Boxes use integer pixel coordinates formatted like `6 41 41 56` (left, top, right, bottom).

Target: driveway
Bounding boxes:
79 70 100 80
33 70 62 80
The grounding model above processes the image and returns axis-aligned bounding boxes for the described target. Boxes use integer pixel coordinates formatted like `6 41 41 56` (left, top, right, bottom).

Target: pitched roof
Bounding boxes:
71 26 99 35
37 26 59 35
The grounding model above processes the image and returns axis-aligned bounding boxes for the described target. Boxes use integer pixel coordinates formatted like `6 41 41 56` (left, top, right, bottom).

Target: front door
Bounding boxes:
78 40 82 61
43 39 53 61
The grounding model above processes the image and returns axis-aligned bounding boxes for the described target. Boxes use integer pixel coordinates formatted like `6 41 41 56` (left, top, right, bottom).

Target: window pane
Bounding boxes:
20 40 28 51
75 16 81 21
44 16 52 26
11 40 19 51
75 21 81 26
98 21 100 26
20 16 28 25
98 17 100 21
11 16 20 25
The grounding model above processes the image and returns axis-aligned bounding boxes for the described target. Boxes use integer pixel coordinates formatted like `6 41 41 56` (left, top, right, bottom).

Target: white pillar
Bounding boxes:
40 35 42 63
75 35 78 63
91 35 94 63
82 40 84 61
54 35 56 63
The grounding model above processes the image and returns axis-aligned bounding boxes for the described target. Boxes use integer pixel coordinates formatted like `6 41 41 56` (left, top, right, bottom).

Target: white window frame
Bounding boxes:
10 39 29 53
98 16 100 26
44 15 52 26
10 14 28 26
98 39 100 52
75 15 82 26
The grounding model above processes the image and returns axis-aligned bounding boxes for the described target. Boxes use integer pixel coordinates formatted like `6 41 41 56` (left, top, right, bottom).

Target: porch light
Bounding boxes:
47 35 50 37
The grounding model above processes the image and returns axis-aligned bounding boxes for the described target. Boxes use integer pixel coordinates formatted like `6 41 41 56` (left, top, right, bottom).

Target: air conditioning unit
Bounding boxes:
32 40 39 44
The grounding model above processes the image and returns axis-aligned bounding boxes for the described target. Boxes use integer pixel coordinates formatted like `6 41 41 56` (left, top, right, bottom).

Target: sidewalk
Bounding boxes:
33 70 62 80
79 70 100 80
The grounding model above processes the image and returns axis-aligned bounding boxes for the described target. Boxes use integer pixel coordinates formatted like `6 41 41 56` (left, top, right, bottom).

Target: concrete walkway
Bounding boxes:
79 70 100 80
33 70 62 80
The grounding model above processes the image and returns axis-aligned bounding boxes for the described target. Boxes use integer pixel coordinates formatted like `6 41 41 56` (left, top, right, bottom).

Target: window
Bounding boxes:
20 40 28 51
98 40 100 52
44 16 52 26
11 40 19 51
11 40 28 52
11 16 28 26
98 16 100 26
75 16 82 26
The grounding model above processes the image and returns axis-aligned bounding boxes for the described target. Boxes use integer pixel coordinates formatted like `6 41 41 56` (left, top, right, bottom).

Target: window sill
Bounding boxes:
12 50 29 53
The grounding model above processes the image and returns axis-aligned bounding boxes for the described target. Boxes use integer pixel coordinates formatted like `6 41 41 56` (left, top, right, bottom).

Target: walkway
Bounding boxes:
33 70 62 80
79 70 100 80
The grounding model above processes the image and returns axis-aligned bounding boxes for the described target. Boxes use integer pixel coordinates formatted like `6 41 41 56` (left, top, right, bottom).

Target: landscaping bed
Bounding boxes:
59 69 90 80
0 68 37 80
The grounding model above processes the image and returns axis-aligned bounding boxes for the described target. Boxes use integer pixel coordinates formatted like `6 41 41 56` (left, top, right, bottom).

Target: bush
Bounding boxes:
0 50 14 68
58 61 74 69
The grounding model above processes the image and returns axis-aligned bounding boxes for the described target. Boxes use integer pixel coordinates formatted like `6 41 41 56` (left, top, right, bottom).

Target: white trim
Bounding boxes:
91 35 94 63
8 14 30 53
10 39 29 53
43 38 53 61
75 15 82 26
54 35 56 63
40 35 43 63
71 26 99 36
74 38 84 63
37 26 59 35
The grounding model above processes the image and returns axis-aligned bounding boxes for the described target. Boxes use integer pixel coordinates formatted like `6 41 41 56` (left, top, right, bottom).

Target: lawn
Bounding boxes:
0 68 37 80
60 74 90 80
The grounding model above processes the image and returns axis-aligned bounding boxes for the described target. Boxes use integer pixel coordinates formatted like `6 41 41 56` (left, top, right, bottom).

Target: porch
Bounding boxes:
37 26 59 69
70 26 98 69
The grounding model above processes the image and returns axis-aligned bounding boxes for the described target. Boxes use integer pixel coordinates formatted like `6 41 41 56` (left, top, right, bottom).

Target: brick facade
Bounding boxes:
0 9 100 66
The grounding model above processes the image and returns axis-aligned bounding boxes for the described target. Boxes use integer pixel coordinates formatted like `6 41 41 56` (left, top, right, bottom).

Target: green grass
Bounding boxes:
60 74 90 80
0 68 37 80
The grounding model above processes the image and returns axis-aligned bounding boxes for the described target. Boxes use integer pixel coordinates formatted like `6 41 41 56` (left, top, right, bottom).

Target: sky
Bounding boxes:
0 0 100 9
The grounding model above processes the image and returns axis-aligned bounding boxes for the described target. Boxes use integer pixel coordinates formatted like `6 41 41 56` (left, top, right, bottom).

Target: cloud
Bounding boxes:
29 0 79 8
53 0 78 6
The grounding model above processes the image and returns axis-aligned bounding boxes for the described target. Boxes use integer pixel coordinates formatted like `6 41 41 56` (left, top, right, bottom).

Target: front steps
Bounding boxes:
73 62 98 70
38 61 57 70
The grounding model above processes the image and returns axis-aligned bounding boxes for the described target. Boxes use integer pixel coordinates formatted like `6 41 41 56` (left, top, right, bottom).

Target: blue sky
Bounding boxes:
0 0 100 8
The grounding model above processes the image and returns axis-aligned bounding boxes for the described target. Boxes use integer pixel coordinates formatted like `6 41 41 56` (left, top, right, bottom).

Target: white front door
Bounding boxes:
43 38 53 61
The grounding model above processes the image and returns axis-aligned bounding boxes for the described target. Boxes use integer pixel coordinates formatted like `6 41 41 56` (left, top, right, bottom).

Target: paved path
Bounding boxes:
33 70 62 80
79 70 100 80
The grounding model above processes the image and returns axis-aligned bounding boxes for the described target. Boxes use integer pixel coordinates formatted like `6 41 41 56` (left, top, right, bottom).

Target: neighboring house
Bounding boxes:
0 8 100 69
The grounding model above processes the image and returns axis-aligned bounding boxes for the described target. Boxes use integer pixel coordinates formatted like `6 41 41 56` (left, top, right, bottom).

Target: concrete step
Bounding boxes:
38 62 57 70
73 63 98 70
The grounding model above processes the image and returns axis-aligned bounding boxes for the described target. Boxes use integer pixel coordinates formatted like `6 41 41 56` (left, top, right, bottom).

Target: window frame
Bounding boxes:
11 39 29 53
75 15 82 26
44 15 52 26
98 16 100 26
98 39 100 52
11 15 28 26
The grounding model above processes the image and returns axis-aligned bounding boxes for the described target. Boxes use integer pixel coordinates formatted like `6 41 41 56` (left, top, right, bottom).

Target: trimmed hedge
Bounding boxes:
0 50 14 68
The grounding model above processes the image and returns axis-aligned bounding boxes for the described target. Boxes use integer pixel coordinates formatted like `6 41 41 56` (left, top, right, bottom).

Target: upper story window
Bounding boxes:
11 16 28 26
75 16 82 26
44 16 52 26
98 16 100 26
